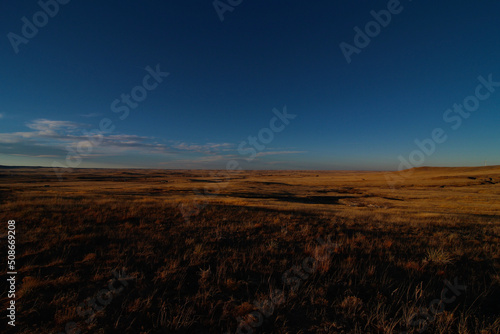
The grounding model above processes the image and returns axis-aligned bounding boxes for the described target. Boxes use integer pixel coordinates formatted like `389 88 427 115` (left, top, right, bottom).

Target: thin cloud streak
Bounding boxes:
0 119 256 166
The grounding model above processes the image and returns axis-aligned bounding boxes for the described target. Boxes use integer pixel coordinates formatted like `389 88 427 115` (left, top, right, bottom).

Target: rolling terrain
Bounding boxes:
1 166 499 333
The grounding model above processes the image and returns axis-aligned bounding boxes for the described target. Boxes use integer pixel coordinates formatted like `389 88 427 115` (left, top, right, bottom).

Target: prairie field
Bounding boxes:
1 166 500 333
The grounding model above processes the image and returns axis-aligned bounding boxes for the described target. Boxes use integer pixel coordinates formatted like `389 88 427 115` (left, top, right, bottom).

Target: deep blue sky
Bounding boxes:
1 1 499 170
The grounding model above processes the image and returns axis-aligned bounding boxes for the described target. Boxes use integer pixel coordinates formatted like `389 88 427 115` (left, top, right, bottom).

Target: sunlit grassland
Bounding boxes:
0 166 499 333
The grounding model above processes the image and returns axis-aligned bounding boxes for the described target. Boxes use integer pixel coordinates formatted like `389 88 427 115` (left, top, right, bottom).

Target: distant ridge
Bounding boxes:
404 165 500 173
0 165 46 169
1 165 499 172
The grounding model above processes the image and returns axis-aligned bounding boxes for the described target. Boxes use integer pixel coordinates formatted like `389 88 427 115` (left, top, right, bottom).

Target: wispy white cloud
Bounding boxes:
255 150 306 157
0 119 303 167
172 142 234 153
11 154 59 158
0 119 85 144
26 119 82 136
0 119 240 163
0 119 174 157
158 151 307 169
0 113 4 119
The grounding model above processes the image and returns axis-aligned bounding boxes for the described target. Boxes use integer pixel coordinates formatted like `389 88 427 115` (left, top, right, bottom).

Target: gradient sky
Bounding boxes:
1 1 499 170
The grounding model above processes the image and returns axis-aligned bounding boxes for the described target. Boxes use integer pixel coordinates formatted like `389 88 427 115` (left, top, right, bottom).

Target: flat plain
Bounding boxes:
1 166 499 333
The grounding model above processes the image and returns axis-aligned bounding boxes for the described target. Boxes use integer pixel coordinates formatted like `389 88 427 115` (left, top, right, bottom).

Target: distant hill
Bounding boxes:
404 165 500 174
0 165 45 169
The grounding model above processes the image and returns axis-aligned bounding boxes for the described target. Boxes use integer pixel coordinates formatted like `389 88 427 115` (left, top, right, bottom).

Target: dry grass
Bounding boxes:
0 166 499 333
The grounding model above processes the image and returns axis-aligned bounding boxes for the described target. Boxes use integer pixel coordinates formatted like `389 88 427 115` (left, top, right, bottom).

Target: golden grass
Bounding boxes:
0 166 499 333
